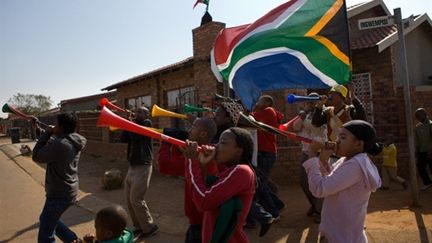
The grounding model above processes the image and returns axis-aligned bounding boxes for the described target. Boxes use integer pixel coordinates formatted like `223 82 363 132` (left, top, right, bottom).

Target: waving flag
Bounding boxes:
211 0 351 110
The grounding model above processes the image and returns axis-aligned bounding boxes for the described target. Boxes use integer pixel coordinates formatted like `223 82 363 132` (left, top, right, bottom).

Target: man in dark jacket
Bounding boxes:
121 106 158 240
32 113 87 243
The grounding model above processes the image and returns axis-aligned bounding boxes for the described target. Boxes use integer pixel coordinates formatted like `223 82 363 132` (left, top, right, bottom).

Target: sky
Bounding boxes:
1 0 431 118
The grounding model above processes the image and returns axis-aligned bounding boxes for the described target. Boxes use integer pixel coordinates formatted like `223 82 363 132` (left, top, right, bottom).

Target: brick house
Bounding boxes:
96 0 431 184
348 0 432 180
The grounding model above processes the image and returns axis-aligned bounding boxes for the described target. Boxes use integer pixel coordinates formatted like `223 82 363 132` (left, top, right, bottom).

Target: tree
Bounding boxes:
8 93 53 115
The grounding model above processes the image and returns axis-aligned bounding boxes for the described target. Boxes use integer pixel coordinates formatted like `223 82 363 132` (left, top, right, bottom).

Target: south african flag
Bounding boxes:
211 0 351 110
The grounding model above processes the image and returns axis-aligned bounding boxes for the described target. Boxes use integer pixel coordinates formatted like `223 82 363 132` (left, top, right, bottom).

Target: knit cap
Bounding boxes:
343 120 382 155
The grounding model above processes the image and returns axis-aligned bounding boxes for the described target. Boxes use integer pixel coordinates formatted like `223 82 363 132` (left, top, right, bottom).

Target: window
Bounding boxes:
126 95 152 110
166 86 196 107
352 73 374 123
167 90 180 107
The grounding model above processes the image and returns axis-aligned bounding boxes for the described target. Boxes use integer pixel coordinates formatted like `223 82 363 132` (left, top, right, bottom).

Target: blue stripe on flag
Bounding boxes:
232 53 331 109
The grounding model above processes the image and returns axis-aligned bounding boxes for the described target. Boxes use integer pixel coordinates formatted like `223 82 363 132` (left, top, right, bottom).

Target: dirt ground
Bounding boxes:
76 151 432 243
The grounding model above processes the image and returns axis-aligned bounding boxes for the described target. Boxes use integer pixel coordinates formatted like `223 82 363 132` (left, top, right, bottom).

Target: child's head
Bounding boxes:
55 113 77 134
216 127 254 167
336 120 382 158
135 106 150 121
94 205 128 241
254 95 274 111
415 108 427 122
188 117 217 144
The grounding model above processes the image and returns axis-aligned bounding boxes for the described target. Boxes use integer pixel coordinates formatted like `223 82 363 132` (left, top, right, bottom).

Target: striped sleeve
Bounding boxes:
186 159 253 211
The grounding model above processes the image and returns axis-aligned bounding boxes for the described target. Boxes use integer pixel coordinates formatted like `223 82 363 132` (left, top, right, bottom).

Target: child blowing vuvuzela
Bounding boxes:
304 120 382 243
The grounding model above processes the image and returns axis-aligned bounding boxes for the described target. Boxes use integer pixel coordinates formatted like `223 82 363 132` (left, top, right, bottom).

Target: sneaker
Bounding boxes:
420 184 432 191
259 218 274 237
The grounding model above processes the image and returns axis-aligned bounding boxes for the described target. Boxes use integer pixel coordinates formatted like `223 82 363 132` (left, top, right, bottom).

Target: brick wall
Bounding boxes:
192 22 226 106
83 140 127 161
76 112 103 142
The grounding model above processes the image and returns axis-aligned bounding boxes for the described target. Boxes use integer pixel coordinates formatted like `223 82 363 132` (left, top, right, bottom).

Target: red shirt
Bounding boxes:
157 142 185 177
186 159 255 243
252 107 284 153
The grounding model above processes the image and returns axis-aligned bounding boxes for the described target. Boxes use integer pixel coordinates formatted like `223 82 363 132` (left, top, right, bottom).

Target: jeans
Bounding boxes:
255 152 284 217
246 201 273 226
38 197 77 243
257 152 277 180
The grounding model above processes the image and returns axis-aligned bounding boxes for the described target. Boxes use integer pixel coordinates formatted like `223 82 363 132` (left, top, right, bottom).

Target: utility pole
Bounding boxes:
394 7 419 206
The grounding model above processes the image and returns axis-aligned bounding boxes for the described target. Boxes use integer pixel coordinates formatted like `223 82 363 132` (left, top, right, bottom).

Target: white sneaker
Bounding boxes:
420 184 432 191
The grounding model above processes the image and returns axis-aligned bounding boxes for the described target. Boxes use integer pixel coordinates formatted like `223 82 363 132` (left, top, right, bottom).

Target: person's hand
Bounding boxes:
319 142 336 162
307 141 336 159
198 144 216 166
307 140 324 158
128 112 135 121
346 84 356 103
83 234 95 243
182 140 199 159
316 95 328 108
203 108 215 119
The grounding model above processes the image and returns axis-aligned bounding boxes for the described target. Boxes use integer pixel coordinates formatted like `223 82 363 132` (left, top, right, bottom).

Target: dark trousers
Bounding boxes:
185 224 202 243
256 152 284 217
417 152 432 185
38 197 77 243
257 152 276 179
300 152 323 214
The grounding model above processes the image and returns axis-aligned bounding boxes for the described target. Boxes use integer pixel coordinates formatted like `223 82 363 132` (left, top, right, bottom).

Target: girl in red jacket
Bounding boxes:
184 127 256 243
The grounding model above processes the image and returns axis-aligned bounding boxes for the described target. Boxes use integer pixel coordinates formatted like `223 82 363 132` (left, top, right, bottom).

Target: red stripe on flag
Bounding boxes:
213 0 300 65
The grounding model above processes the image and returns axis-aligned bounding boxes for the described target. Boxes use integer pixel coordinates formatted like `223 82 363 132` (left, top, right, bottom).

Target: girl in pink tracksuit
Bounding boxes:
304 120 382 243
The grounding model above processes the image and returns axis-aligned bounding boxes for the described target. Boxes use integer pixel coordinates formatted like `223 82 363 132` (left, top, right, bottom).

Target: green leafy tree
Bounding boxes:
8 93 53 115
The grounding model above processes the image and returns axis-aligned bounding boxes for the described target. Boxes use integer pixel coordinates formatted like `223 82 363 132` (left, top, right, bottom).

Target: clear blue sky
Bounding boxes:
1 0 431 118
